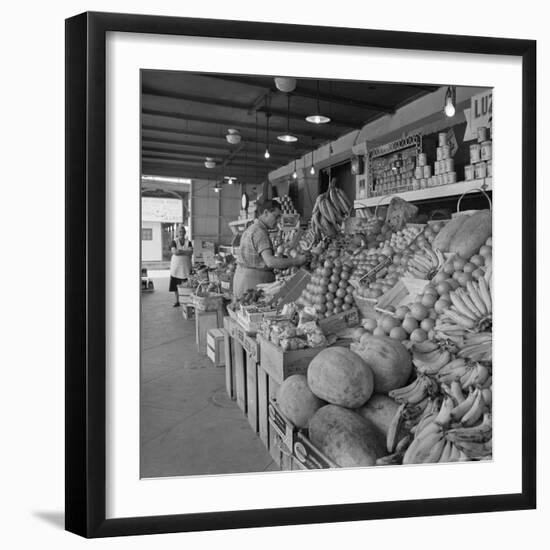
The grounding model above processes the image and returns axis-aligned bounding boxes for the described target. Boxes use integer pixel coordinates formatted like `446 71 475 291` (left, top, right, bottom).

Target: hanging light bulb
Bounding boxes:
310 146 315 175
292 160 298 179
278 95 298 142
306 80 331 124
310 165 315 175
444 86 456 117
264 104 271 159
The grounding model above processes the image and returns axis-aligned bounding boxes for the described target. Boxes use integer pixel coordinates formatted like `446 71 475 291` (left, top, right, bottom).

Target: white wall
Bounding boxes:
141 221 162 262
1 2 547 550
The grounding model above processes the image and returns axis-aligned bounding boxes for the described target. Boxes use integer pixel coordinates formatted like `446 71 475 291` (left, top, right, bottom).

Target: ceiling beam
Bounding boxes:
141 137 311 158
142 155 280 170
143 89 359 127
142 108 343 140
142 161 272 183
201 75 395 113
142 131 311 153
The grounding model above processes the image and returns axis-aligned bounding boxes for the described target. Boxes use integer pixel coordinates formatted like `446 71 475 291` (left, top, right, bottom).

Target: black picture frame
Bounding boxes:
65 11 536 538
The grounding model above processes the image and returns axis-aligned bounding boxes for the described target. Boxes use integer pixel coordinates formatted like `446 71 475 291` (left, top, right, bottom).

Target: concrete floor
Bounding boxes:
140 273 278 478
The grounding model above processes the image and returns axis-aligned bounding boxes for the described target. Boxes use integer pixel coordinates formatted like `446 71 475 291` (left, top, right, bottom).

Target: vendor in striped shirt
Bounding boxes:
233 199 307 298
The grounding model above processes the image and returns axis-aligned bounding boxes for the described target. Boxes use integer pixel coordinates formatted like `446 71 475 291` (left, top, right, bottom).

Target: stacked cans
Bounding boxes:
369 151 417 196
465 126 492 181
411 133 457 190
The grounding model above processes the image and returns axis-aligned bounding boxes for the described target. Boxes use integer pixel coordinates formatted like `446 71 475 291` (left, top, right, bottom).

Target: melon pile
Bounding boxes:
277 342 412 468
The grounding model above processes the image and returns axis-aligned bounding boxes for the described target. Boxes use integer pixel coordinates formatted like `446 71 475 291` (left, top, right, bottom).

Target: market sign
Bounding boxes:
142 197 183 223
463 90 493 141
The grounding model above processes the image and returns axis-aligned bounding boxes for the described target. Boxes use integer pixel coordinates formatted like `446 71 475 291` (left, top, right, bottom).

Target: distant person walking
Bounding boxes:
169 225 193 307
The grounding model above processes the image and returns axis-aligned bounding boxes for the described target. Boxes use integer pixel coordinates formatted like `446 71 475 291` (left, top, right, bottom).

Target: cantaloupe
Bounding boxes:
449 209 492 259
308 405 385 467
277 374 325 429
351 336 412 393
307 347 374 408
431 214 470 252
356 394 400 435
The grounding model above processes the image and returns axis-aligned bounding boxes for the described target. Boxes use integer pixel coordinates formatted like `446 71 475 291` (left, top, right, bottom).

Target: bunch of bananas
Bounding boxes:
457 332 492 362
436 278 492 339
410 340 454 374
388 374 439 405
401 389 492 464
311 178 352 239
437 360 492 390
405 246 445 280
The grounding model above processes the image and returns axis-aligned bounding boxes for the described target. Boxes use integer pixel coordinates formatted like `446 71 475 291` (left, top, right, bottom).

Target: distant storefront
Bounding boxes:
141 197 185 262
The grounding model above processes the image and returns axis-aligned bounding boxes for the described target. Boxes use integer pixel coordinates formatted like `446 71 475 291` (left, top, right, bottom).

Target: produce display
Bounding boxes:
228 190 493 470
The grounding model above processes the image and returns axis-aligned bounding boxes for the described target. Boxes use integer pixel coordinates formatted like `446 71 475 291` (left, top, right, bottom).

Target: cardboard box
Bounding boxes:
257 335 325 385
269 269 311 307
292 432 338 470
318 307 360 335
268 399 297 451
376 277 428 310
181 304 195 320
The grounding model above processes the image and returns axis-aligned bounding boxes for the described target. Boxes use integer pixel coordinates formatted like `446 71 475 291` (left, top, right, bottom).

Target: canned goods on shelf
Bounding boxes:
447 171 457 184
464 165 475 181
420 178 427 189
414 167 424 179
441 145 451 159
470 143 481 164
444 158 454 172
475 161 487 179
423 165 432 178
487 160 493 177
477 126 487 142
436 147 443 161
412 179 420 190
417 153 427 167
438 132 448 147
437 174 445 186
481 140 492 161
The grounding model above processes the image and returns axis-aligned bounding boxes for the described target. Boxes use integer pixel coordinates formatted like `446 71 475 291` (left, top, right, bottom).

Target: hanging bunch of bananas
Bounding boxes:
436 278 492 341
311 177 352 239
405 246 445 279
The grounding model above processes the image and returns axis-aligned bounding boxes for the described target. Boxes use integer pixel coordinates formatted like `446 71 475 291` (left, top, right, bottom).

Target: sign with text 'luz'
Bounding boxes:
463 90 493 141
142 197 183 223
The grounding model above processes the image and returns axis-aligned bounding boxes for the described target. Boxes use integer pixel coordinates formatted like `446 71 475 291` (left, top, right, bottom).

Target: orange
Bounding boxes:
410 328 428 343
410 303 429 321
389 326 408 341
402 316 419 334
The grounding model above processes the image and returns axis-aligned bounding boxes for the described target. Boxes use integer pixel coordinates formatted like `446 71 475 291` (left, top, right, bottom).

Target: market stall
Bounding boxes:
153 76 494 473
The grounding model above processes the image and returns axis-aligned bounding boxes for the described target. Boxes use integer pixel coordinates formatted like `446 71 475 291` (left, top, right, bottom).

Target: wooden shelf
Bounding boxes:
354 178 492 208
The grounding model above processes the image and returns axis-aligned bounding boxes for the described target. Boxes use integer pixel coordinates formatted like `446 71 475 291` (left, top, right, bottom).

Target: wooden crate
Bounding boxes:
268 398 297 451
206 328 225 367
267 377 281 464
292 432 338 470
256 365 269 447
195 309 224 354
223 317 236 400
257 335 325 385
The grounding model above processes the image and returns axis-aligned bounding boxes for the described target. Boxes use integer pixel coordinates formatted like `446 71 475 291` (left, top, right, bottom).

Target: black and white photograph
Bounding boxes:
140 71 494 478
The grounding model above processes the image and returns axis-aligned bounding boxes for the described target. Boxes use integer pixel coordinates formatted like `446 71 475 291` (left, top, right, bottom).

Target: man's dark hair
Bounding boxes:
256 199 281 214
